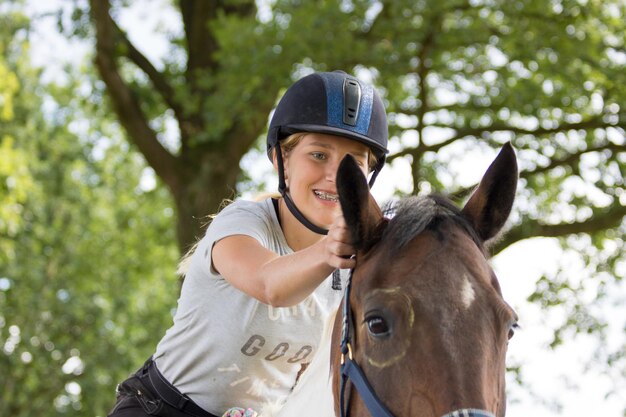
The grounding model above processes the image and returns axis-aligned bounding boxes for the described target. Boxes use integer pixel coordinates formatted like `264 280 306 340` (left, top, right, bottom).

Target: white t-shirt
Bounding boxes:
153 198 346 415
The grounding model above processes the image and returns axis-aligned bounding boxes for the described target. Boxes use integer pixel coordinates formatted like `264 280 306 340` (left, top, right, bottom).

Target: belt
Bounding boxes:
137 358 218 417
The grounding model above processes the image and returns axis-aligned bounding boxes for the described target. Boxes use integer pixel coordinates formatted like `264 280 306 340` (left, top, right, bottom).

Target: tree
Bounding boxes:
87 0 299 253
0 10 32 263
0 6 179 416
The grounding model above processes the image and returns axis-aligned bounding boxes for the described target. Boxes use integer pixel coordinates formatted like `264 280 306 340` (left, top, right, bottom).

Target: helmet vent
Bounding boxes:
343 78 361 126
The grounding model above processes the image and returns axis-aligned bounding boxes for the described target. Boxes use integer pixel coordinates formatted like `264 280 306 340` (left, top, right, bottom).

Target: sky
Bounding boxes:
20 0 626 415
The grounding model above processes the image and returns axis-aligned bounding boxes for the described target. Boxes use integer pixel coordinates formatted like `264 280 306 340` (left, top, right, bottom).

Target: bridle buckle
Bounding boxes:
341 343 354 365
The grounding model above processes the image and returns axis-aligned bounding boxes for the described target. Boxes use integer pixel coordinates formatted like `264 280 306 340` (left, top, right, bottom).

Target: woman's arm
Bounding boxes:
212 215 355 307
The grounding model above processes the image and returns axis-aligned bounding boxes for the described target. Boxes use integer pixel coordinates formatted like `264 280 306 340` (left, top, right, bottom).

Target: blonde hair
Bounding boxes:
177 243 198 276
176 199 232 276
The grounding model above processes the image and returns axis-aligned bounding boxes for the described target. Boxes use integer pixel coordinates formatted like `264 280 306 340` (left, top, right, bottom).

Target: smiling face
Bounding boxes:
280 133 371 228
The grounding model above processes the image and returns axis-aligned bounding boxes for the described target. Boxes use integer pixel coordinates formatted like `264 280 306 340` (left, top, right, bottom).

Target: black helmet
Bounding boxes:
267 71 388 183
267 71 389 235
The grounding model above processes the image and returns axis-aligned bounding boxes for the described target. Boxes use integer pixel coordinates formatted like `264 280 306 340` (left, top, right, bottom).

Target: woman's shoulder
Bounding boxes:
216 197 273 219
205 198 277 237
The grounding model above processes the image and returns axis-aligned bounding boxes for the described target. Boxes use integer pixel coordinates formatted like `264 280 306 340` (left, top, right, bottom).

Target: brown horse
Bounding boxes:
331 143 519 417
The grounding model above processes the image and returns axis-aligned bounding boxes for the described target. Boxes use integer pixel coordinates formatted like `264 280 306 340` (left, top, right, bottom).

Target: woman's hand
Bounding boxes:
213 213 356 307
323 214 356 269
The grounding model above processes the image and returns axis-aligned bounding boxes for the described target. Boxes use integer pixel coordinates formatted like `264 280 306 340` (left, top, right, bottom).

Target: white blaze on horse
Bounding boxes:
264 143 518 417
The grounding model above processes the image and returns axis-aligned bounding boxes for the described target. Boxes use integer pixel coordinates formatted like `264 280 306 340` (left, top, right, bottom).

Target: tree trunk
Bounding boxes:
89 0 266 254
173 151 242 253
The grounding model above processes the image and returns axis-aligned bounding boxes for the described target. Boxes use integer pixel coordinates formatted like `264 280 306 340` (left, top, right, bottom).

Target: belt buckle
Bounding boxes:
137 389 163 414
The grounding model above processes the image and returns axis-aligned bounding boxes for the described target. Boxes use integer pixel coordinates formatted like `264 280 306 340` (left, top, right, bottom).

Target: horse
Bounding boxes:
271 143 518 417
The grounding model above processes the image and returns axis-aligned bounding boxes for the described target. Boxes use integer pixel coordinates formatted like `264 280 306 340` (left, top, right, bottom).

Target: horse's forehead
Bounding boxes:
418 227 492 279
358 229 495 309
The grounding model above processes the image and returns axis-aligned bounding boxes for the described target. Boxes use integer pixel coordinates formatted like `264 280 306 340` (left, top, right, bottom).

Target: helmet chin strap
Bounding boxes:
281 190 329 235
275 145 329 235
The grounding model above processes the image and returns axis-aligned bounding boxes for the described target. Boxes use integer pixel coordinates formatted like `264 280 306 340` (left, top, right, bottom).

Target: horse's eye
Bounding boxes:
508 322 520 340
366 316 390 336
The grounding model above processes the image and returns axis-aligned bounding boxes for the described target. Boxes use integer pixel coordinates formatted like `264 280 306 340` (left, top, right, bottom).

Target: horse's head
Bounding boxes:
332 143 518 417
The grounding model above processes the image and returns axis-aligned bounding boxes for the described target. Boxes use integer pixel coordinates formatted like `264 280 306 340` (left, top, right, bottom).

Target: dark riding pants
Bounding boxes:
107 358 219 417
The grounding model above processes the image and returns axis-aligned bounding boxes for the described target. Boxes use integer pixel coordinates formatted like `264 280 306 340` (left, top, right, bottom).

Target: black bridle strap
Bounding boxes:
339 268 354 355
340 356 395 417
339 268 394 417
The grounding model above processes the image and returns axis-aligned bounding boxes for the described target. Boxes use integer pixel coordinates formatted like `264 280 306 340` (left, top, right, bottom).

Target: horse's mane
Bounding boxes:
381 194 483 254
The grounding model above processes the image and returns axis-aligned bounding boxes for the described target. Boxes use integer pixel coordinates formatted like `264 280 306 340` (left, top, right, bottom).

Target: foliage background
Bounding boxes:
0 0 624 416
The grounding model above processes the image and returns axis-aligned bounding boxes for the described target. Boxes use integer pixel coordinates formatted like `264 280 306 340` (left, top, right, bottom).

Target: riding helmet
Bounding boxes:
267 71 389 184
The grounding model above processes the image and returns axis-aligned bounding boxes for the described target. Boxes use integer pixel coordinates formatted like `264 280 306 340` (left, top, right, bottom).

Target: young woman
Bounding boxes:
108 71 389 417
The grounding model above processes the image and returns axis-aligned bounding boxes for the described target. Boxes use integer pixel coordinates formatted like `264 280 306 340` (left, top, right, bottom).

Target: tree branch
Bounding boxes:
492 203 626 255
387 133 463 163
90 0 180 193
388 115 625 164
179 0 216 77
411 139 625 200
521 141 626 178
104 15 186 126
435 115 624 141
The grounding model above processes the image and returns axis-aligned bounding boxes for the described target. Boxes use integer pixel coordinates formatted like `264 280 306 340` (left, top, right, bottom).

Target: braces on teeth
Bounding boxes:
314 190 339 202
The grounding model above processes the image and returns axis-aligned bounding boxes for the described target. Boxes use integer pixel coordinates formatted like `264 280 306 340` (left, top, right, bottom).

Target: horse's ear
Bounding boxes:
461 142 518 242
337 155 384 251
